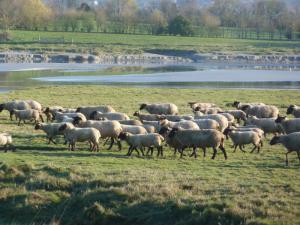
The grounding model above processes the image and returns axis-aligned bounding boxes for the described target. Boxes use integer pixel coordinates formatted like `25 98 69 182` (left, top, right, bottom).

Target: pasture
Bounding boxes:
0 85 300 225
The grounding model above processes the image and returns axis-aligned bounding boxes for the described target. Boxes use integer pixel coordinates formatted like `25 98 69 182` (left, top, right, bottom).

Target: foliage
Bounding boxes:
168 16 194 36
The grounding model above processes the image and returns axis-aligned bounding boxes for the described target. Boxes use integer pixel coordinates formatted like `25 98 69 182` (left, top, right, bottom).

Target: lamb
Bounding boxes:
0 100 31 120
76 106 116 119
59 123 101 152
159 118 199 130
133 111 160 121
11 109 42 126
54 112 86 123
275 116 300 134
232 101 265 109
286 105 300 118
224 110 247 123
74 118 122 150
270 133 300 166
118 132 164 156
91 111 130 121
245 116 280 136
223 128 263 153
139 103 178 115
118 120 143 126
0 133 15 152
158 114 194 122
166 128 227 159
188 102 216 110
121 125 148 135
193 113 229 132
193 119 220 130
35 122 71 144
241 105 279 118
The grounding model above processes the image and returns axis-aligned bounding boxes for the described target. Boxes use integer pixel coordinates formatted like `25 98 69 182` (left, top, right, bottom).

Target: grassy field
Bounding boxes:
1 30 300 55
0 85 300 225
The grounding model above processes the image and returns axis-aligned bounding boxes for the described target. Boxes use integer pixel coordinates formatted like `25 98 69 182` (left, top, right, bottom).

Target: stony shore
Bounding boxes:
0 51 300 64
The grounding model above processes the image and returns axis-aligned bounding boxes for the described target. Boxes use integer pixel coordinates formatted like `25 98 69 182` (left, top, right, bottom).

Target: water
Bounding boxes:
0 62 300 92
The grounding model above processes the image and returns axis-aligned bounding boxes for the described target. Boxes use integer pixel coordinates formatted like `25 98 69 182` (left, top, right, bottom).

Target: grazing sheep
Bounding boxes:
245 116 280 136
275 116 300 134
59 123 101 151
159 118 199 130
270 133 300 166
35 122 70 144
0 100 31 120
158 114 194 122
54 112 86 123
194 113 229 132
121 125 148 135
188 102 216 110
166 128 227 159
193 119 220 130
0 133 15 152
118 132 164 157
74 118 122 150
76 106 116 119
91 111 130 121
223 128 263 153
232 101 265 109
140 103 178 115
286 105 300 118
118 120 143 126
241 105 279 118
11 109 42 126
133 111 160 121
43 106 64 122
224 110 247 123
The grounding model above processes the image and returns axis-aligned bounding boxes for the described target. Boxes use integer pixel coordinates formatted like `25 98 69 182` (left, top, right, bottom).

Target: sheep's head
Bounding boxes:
158 126 170 135
73 116 83 125
34 123 42 130
43 107 50 114
118 132 129 140
10 109 16 115
0 104 5 112
194 106 201 112
140 104 147 110
275 115 286 123
168 128 179 138
89 111 98 120
232 101 240 108
133 111 139 117
286 105 296 115
58 123 68 131
75 107 81 112
270 135 281 145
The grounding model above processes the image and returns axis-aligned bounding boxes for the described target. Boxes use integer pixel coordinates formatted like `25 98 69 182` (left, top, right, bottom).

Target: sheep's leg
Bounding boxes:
89 141 93 151
134 147 140 156
23 120 26 124
239 145 246 152
117 140 122 151
126 146 132 156
103 138 110 146
173 148 177 156
50 138 57 145
4 144 7 153
219 146 228 160
233 145 238 153
192 147 197 158
211 147 217 160
202 148 206 158
250 145 257 153
297 151 300 165
9 111 13 121
40 115 44 122
18 119 21 126
160 146 163 157
139 147 145 156
285 151 292 166
146 147 152 156
107 137 114 150
180 148 184 158
260 140 263 147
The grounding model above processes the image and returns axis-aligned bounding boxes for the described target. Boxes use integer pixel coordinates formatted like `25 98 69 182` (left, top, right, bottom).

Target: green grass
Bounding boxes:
1 30 299 55
0 86 300 225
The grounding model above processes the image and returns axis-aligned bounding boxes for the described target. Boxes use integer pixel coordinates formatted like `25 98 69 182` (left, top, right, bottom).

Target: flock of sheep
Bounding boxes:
1 100 300 166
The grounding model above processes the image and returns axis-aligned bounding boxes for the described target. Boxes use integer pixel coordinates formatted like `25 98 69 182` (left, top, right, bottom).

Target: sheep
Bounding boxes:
245 116 280 137
0 133 15 152
91 111 130 121
223 128 263 153
141 120 161 132
139 103 178 115
25 100 42 112
59 123 101 152
232 101 265 109
76 106 116 119
231 126 264 139
193 119 220 130
158 114 194 122
118 120 143 126
188 102 216 110
54 112 86 123
224 110 247 123
0 100 31 120
241 105 279 118
43 106 64 122
121 125 148 135
275 116 300 134
166 128 227 159
141 124 156 133
35 122 71 144
218 113 235 125
195 107 223 114
159 118 199 130
74 118 122 150
133 111 160 121
118 132 164 157
194 113 229 132
286 105 300 118
11 109 42 126
270 133 300 166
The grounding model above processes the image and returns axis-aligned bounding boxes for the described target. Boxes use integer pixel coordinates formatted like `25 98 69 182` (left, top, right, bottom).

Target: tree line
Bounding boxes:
0 0 300 40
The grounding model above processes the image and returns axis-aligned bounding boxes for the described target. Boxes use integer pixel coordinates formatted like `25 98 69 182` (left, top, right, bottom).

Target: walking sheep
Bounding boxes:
35 122 70 144
11 109 42 126
241 105 279 118
76 106 116 119
275 116 300 134
139 103 179 115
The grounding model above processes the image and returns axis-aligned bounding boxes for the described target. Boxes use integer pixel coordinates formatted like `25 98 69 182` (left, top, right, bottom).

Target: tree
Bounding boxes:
0 0 22 30
168 15 194 36
81 12 96 32
95 8 107 32
149 9 167 34
63 9 80 32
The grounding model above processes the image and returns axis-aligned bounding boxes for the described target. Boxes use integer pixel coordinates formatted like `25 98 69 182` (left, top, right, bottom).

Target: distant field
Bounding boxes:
0 30 299 55
0 85 300 225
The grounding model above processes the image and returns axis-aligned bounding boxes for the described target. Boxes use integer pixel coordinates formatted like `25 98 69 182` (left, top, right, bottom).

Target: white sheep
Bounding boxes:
59 123 101 152
193 119 220 130
159 114 194 122
194 113 229 132
246 116 280 136
133 111 160 121
159 118 199 130
92 111 130 121
35 122 70 144
118 120 143 126
188 102 216 110
139 103 178 115
275 116 300 134
224 110 247 123
11 109 42 126
121 125 148 135
0 100 31 120
232 101 265 109
241 105 279 118
76 106 116 119
0 133 15 152
54 112 86 123
141 120 161 132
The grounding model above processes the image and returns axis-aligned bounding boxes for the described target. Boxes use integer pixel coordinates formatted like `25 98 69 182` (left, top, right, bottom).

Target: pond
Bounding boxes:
0 62 300 93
